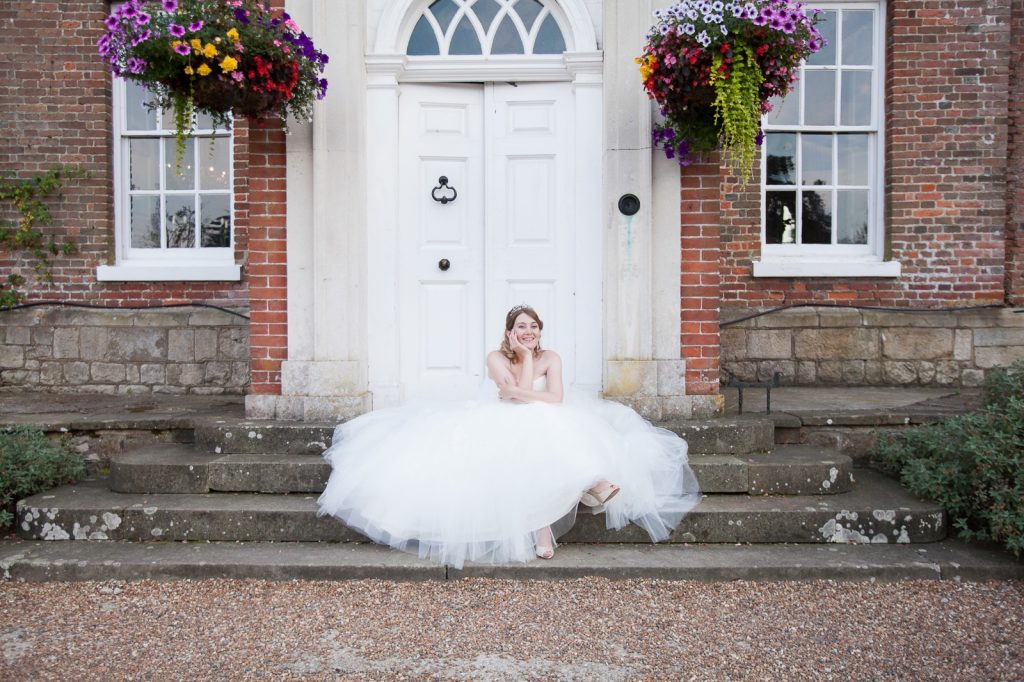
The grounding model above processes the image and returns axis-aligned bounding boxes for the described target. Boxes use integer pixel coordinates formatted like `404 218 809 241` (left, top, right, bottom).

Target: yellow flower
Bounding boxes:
219 55 239 73
184 65 194 75
190 38 202 52
197 63 212 77
226 28 239 42
203 43 218 59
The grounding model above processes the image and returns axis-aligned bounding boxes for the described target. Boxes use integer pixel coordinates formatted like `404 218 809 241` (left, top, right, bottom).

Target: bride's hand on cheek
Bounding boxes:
507 331 529 357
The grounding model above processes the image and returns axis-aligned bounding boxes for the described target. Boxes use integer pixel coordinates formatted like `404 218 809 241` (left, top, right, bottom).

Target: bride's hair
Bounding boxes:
500 305 543 363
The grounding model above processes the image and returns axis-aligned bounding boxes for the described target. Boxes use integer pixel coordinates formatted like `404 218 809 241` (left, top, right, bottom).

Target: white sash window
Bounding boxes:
98 78 240 282
753 1 898 278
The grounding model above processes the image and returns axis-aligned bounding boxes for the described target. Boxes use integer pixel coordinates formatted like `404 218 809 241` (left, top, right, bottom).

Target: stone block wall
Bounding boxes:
722 306 1024 387
0 306 249 394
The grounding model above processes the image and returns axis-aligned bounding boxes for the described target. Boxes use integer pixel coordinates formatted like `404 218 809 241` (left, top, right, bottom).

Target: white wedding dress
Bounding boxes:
317 376 701 568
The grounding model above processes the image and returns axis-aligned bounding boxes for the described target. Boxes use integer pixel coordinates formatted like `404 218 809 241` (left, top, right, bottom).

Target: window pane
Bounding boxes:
842 10 874 66
165 195 196 248
802 134 832 186
200 195 231 247
837 190 869 244
195 110 215 131
130 195 161 248
515 0 544 31
840 71 872 125
125 81 156 131
199 138 230 190
765 133 796 185
165 138 195 190
806 10 836 66
533 14 566 54
766 79 799 125
449 15 482 55
802 191 833 244
128 139 160 191
408 15 440 55
766 191 797 244
803 71 836 126
429 0 459 33
473 0 501 29
491 14 525 54
837 134 869 185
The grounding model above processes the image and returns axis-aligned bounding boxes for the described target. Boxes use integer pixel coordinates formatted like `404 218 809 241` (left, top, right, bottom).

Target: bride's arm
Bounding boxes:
500 352 564 404
486 351 515 388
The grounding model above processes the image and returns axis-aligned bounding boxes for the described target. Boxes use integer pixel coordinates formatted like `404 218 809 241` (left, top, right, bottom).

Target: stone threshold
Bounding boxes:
1 539 1019 583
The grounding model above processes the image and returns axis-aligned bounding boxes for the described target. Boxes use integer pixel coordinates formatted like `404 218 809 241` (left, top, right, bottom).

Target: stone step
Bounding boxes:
193 415 776 456
18 470 944 544
109 444 853 496
4 539 1019 583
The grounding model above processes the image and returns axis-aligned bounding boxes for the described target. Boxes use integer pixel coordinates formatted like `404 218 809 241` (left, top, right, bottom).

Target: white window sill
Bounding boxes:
96 263 242 282
752 259 901 278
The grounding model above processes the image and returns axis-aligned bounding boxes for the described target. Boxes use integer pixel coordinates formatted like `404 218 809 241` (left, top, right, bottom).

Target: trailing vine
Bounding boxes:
710 42 765 178
0 166 85 309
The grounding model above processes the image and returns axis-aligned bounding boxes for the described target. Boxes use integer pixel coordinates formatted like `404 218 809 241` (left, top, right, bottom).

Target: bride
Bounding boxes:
316 305 701 568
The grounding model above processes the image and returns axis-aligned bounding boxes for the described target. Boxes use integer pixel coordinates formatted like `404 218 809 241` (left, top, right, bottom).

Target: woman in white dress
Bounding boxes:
317 305 701 568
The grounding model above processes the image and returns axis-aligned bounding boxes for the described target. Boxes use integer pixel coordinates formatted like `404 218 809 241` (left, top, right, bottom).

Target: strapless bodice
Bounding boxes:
532 375 547 391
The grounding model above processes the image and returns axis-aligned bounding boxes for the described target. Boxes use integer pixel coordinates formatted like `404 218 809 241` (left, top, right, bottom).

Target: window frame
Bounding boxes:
753 0 898 278
98 76 240 282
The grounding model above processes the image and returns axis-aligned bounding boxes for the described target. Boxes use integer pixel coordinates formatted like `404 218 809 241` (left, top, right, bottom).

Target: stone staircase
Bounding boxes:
16 415 948 553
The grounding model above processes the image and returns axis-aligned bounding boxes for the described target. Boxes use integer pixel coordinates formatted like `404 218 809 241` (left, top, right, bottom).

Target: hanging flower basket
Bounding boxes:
638 0 824 178
98 0 329 162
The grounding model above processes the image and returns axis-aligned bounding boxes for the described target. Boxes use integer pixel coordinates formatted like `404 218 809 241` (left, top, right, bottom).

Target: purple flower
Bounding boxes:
753 13 768 26
761 7 776 19
769 16 785 30
755 129 764 146
174 42 191 55
104 15 120 31
132 29 151 46
234 8 251 25
168 23 186 37
782 20 796 33
162 0 178 11
122 5 137 19
127 57 146 74
808 37 822 52
188 20 204 32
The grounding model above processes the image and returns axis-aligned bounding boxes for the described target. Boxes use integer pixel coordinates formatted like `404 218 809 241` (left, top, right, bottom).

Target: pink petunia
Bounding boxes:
162 0 178 11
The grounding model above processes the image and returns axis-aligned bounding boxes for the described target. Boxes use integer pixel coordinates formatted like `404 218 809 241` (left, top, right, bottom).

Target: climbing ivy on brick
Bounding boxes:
0 166 85 308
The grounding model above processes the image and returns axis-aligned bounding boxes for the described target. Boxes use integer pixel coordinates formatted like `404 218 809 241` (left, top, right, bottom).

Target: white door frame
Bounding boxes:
366 2 603 408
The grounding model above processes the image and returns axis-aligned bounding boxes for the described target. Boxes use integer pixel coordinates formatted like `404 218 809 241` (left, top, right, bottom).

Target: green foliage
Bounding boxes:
0 426 85 529
873 362 1024 556
710 43 764 179
0 166 84 308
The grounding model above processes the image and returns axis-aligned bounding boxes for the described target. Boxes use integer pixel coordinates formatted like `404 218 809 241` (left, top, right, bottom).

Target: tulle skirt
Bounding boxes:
316 392 701 568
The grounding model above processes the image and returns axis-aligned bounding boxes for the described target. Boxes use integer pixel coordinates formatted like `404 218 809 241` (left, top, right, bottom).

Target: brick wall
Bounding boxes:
680 155 723 395
0 1 251 309
718 0 1016 310
1008 0 1024 304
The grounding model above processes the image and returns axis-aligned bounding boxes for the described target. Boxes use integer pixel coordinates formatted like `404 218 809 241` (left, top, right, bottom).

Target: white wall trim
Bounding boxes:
96 263 241 282
751 259 902 278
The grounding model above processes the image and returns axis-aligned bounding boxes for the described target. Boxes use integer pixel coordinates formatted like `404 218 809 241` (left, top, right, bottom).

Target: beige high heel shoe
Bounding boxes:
535 527 555 559
580 483 620 508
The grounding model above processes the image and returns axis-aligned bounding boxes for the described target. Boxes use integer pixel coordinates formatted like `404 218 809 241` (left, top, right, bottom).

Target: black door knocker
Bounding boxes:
431 176 458 205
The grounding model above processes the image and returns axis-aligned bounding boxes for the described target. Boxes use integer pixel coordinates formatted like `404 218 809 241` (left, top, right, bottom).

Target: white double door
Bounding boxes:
397 82 581 400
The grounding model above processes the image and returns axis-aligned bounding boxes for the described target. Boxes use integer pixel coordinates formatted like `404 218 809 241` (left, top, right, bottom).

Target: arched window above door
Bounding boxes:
407 0 567 57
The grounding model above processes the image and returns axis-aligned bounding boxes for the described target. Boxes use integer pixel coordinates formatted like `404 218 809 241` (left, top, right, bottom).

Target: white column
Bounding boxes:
365 58 406 408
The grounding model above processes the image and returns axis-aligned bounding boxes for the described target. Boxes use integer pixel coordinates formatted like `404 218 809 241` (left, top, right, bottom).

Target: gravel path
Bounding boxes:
1 578 1021 681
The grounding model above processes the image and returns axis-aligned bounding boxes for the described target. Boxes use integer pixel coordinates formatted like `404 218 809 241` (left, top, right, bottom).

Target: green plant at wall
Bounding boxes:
873 362 1024 557
0 166 85 309
0 426 85 529
710 43 764 177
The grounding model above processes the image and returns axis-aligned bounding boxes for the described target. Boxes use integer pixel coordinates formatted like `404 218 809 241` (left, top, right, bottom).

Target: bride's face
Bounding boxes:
511 313 541 349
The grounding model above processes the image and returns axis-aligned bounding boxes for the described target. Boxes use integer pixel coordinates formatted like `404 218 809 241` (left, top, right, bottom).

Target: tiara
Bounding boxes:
507 303 532 316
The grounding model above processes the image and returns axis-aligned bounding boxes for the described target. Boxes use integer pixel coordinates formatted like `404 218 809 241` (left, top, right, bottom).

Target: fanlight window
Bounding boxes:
408 0 567 56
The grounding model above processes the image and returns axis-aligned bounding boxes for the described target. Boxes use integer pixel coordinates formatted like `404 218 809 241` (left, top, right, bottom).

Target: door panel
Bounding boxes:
397 81 578 400
398 84 485 400
485 82 576 383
